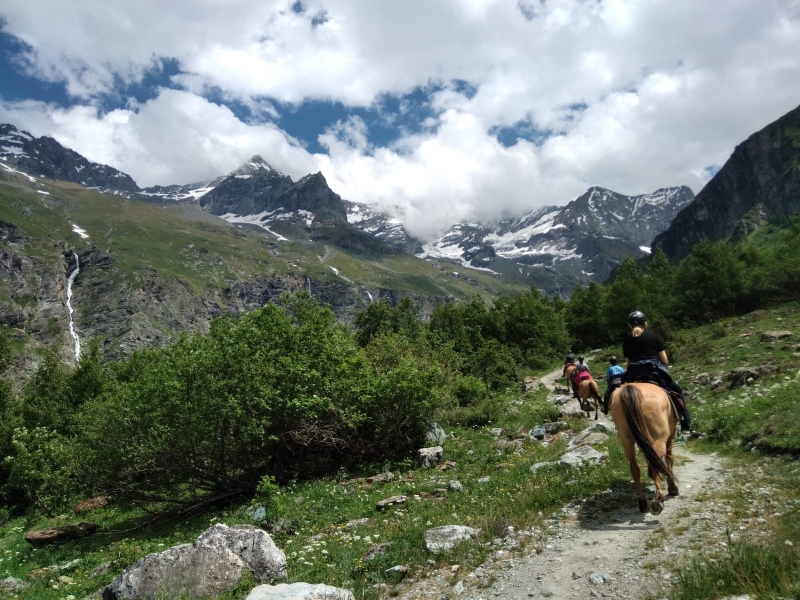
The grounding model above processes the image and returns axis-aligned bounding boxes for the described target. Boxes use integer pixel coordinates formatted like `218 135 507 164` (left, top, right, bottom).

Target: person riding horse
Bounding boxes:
571 356 590 397
602 356 624 414
562 352 576 376
622 311 693 431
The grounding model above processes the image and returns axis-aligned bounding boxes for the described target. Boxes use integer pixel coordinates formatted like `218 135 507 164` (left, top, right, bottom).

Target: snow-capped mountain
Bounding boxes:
343 200 422 255
0 124 139 194
418 186 695 293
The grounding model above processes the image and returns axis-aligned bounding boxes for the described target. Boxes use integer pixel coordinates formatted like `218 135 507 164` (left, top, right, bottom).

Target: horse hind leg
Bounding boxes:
666 430 679 496
622 437 648 512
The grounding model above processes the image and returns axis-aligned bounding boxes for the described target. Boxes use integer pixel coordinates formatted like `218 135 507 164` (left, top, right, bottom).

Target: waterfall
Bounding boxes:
66 252 82 361
306 276 312 298
365 290 373 303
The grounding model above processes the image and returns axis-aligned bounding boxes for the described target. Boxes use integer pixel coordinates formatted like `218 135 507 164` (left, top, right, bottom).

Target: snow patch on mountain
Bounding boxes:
220 211 289 241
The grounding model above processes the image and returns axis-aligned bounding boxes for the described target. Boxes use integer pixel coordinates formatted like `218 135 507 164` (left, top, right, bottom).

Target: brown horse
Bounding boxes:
576 379 601 420
610 383 679 514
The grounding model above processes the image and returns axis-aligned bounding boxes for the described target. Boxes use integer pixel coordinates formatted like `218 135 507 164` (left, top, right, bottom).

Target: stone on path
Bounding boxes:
104 524 286 600
246 583 354 599
559 404 585 417
560 446 607 470
376 495 407 511
24 522 99 547
418 446 443 468
424 525 481 554
426 422 447 445
588 572 612 584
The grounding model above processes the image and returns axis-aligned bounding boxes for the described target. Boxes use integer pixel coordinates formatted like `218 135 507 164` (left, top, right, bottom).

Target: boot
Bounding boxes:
680 408 692 432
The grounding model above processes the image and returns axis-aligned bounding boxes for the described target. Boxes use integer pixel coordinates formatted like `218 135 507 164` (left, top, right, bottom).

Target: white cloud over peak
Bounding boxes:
1 0 799 240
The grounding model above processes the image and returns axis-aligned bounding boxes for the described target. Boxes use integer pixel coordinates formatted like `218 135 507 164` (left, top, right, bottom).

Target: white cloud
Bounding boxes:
1 0 799 240
0 90 317 186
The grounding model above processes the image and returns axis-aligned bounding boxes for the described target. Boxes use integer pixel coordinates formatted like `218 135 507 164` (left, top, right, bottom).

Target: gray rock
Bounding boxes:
728 365 777 389
106 524 286 600
447 480 464 492
588 572 612 584
0 576 26 593
426 422 448 445
587 422 615 433
559 404 586 417
246 504 267 522
385 565 409 575
554 395 571 405
560 446 607 470
760 330 793 342
344 518 371 528
424 525 481 554
418 446 444 468
476 476 491 483
529 462 557 474
361 542 392 561
566 431 609 450
529 425 546 440
452 580 465 595
490 428 505 437
246 583 354 599
90 561 114 579
365 472 395 484
543 421 569 434
376 496 407 511
494 439 524 453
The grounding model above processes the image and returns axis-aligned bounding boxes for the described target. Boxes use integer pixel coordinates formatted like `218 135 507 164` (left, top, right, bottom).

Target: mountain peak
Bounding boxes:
232 155 282 177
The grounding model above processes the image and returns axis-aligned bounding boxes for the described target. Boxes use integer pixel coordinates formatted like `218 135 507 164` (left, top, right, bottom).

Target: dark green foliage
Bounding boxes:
72 295 440 507
354 297 420 346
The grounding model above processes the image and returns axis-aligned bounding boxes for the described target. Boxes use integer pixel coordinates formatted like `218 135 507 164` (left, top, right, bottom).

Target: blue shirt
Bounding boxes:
606 364 625 383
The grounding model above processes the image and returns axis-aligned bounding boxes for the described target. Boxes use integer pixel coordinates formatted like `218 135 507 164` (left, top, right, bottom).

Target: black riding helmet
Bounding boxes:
610 356 618 365
628 310 646 327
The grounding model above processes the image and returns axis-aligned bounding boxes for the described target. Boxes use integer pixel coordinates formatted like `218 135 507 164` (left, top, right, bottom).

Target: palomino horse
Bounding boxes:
576 379 601 420
564 364 577 393
610 382 679 514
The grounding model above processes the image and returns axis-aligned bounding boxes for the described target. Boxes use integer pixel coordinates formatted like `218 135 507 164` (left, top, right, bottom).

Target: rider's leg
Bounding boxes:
669 380 692 431
601 387 611 414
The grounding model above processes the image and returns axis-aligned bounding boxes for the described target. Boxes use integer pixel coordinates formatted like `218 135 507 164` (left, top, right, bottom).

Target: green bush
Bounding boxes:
452 376 486 406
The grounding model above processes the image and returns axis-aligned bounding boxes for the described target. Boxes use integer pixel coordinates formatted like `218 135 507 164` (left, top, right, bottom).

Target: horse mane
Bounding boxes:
618 385 675 481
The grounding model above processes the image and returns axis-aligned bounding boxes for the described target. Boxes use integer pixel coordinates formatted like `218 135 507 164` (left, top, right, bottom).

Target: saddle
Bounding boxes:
627 373 686 411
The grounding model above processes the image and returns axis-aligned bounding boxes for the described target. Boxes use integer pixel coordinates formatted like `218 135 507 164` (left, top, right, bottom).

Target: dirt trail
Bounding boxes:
485 365 725 600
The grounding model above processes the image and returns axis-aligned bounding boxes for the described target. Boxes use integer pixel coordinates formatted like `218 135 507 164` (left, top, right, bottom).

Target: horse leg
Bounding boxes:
666 430 679 497
648 440 668 515
622 437 647 512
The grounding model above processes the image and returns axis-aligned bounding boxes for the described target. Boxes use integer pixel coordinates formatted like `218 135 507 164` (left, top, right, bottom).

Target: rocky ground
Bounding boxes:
389 365 764 600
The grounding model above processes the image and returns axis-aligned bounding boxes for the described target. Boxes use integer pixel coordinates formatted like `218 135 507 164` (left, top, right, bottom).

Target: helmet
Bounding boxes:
628 310 646 327
578 356 584 362
610 356 618 365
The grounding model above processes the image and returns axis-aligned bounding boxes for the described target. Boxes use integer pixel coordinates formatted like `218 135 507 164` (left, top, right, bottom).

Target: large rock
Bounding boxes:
246 583 354 599
426 422 447 445
24 522 99 547
529 425 546 440
424 525 481 554
760 330 793 342
560 446 607 470
103 524 286 600
559 404 586 418
418 446 443 468
0 576 27 594
376 496 407 511
567 430 609 450
728 365 778 389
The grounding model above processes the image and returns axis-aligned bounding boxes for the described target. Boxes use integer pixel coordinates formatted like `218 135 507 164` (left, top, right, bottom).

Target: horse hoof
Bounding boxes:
668 486 679 497
638 499 648 513
650 500 664 515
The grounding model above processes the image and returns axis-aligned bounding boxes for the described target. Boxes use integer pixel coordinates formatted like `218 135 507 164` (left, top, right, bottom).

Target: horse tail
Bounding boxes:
618 385 675 481
590 381 602 403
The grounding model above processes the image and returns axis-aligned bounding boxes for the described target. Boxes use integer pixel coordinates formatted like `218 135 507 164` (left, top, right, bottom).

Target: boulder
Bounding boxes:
418 446 443 468
554 395 571 405
246 505 267 522
567 431 609 450
727 365 778 389
529 425 546 440
559 404 586 418
760 330 793 342
365 472 395 485
375 496 407 511
586 422 615 433
529 462 557 474
446 480 464 492
560 446 607 470
543 421 569 434
0 576 26 594
588 572 612 585
494 439 523 453
246 583 354 599
361 542 392 561
426 422 447 445
24 522 99 547
424 525 481 554
522 376 538 392
75 496 111 514
103 524 286 600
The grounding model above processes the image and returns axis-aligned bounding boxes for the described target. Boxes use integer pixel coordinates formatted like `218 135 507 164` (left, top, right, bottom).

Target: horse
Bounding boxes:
576 379 601 420
564 364 577 393
609 382 679 514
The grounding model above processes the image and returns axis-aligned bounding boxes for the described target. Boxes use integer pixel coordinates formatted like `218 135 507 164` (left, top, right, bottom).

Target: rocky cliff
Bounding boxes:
652 102 800 261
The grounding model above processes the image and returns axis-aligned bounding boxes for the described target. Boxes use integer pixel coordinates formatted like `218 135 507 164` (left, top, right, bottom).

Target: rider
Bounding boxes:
572 356 592 395
622 311 693 432
562 351 576 376
602 356 625 415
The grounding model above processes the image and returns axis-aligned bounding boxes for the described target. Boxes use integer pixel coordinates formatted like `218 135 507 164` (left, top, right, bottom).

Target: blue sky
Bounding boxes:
1 0 799 239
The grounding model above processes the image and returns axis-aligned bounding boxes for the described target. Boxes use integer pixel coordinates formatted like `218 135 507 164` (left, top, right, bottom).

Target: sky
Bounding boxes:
1 0 800 240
